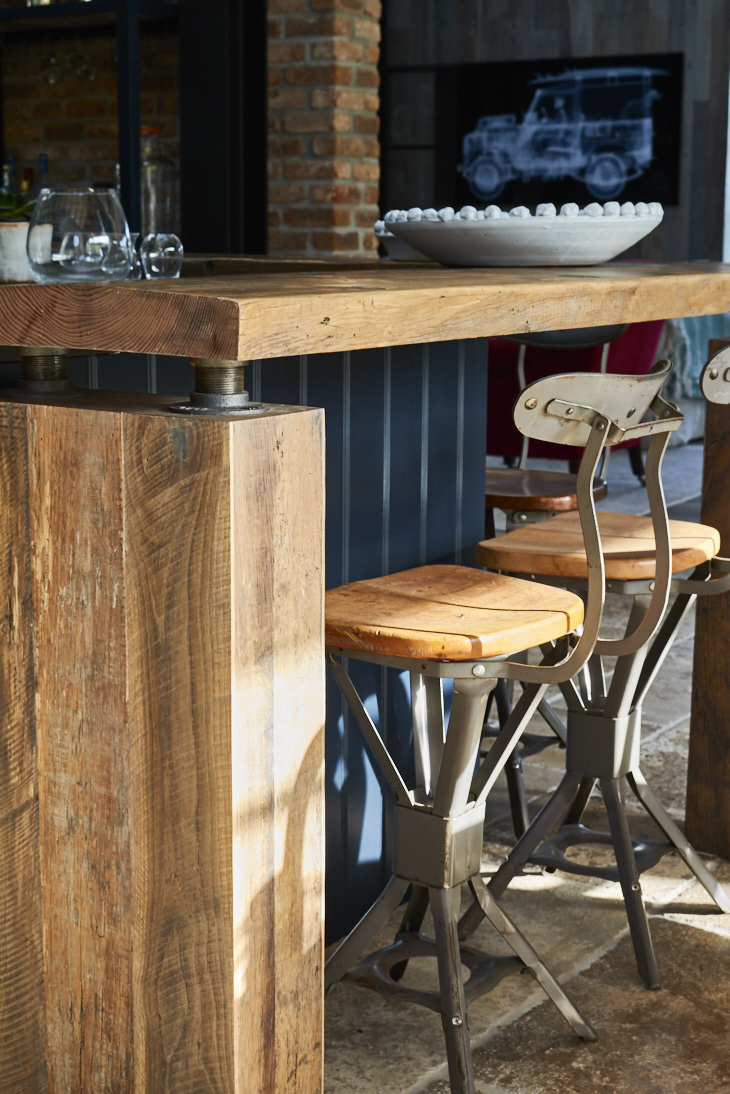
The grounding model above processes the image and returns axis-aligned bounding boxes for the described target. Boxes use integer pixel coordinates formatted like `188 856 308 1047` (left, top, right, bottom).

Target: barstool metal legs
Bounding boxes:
600 776 660 989
627 769 730 913
431 886 476 1093
325 654 595 1094
467 876 595 1042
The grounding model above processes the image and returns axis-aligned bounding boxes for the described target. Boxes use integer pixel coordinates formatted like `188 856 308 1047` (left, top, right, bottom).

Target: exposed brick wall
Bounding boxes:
267 0 381 257
2 27 179 195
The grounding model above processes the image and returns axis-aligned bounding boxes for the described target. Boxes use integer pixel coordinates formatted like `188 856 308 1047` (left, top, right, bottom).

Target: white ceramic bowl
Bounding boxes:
384 202 663 267
374 220 431 261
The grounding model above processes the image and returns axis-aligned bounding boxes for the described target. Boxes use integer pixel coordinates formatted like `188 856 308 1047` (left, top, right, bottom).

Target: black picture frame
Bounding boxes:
383 53 683 212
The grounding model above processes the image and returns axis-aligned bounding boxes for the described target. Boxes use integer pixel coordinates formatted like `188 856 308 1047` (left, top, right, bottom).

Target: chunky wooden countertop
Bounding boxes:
1 260 730 361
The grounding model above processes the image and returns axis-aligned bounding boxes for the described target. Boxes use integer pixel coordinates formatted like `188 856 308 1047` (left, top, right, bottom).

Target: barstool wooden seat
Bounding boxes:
461 374 730 992
478 510 721 580
326 564 585 660
484 466 608 518
325 362 694 1094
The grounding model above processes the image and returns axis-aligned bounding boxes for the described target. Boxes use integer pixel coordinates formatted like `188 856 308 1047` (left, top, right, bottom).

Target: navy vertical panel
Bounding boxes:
304 353 354 937
256 353 301 405
344 349 395 920
307 352 346 591
387 344 427 573
426 340 463 564
347 348 387 579
461 338 489 562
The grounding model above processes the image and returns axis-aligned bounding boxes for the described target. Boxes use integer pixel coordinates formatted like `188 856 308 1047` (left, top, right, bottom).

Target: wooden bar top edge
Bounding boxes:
0 261 729 361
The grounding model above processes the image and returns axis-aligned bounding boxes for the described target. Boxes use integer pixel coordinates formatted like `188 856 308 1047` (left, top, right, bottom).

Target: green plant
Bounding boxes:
0 191 35 222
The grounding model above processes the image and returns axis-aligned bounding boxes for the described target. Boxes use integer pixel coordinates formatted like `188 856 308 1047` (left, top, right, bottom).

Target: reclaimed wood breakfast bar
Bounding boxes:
1 261 730 1094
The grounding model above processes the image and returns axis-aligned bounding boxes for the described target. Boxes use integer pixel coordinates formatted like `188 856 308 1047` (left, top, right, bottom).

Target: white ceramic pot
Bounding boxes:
0 221 31 282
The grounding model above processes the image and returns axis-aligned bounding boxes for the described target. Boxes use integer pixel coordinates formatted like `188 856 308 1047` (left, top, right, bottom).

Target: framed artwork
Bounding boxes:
383 53 683 211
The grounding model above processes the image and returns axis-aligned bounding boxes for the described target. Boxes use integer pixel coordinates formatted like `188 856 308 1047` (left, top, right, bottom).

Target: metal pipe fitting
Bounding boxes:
169 357 256 413
18 346 72 394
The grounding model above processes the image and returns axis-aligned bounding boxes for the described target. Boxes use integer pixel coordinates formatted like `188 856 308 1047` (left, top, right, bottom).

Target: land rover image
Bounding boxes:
458 66 664 202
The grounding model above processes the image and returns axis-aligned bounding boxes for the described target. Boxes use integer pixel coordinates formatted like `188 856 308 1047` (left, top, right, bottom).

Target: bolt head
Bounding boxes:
524 397 538 409
472 663 487 677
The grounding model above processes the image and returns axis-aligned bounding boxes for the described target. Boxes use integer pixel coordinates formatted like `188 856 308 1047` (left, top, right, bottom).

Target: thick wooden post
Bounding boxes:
687 338 730 857
0 392 325 1094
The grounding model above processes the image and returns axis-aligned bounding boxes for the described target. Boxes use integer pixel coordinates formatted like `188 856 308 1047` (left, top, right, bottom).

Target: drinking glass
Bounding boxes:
27 188 133 283
128 232 143 280
140 232 183 279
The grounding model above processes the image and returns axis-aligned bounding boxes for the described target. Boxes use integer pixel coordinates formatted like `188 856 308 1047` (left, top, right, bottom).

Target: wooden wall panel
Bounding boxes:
29 405 134 1093
0 405 47 1094
383 0 730 261
123 413 235 1094
230 411 325 1094
687 337 730 856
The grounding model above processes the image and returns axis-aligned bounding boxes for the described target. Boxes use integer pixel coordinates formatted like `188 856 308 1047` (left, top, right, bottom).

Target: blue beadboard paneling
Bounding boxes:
255 340 489 941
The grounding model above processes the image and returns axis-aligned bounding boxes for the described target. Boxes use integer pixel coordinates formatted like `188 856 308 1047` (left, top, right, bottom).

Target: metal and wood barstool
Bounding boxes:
484 326 622 534
483 326 623 839
324 363 692 1093
460 361 730 992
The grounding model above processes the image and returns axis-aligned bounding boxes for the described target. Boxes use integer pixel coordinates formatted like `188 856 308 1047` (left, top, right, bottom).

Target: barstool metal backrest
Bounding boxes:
498 360 684 683
700 346 730 404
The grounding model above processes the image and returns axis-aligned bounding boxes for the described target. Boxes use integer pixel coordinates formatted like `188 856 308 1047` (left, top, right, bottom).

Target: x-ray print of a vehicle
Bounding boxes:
459 67 663 202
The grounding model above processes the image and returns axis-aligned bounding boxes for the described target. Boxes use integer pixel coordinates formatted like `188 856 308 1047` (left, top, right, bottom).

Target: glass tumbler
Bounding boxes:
27 188 133 283
140 232 184 279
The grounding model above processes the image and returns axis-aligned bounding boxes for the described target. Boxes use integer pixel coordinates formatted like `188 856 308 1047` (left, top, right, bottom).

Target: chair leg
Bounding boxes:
600 777 661 990
488 771 584 900
325 874 410 988
564 776 597 825
493 678 531 837
627 768 730 913
505 748 531 837
458 770 583 941
390 885 430 981
430 887 476 1094
628 444 646 484
467 876 596 1041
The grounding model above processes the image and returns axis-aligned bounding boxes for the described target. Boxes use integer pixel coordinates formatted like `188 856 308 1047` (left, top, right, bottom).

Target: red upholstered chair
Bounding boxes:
485 321 666 534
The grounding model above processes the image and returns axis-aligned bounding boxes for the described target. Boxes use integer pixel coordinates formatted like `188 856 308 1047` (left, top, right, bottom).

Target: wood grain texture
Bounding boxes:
230 410 324 1094
0 392 326 1093
325 564 584 660
687 337 730 856
484 467 608 511
0 403 47 1094
124 412 235 1094
475 511 720 581
29 403 134 1094
0 262 730 361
